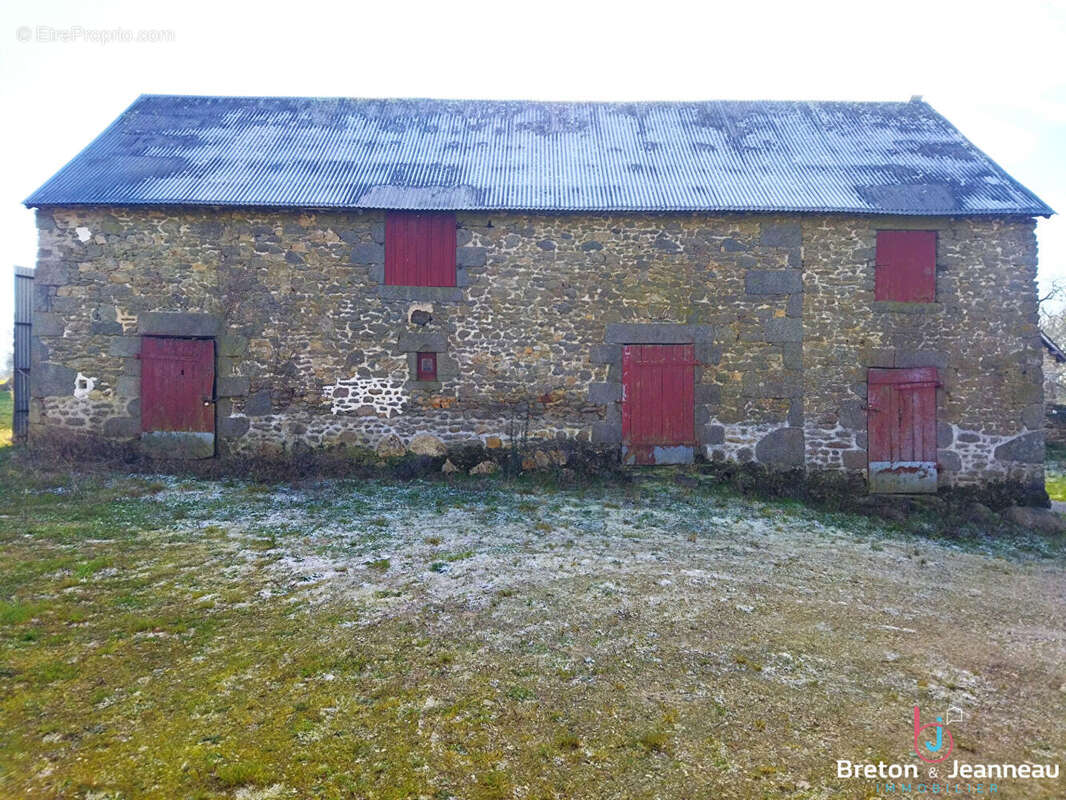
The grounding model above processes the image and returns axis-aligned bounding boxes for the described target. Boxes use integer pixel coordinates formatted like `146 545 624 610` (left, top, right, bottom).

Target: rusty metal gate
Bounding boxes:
12 267 33 441
868 367 939 493
621 343 696 465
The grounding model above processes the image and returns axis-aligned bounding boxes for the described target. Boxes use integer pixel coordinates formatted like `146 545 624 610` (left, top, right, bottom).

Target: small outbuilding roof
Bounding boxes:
24 95 1053 216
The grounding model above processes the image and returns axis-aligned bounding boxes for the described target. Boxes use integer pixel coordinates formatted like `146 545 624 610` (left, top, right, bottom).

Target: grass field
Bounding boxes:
0 447 1064 799
0 389 12 447
1046 442 1066 501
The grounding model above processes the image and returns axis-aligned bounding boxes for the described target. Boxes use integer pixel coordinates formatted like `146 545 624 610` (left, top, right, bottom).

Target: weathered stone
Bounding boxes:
993 432 1044 464
216 376 250 397
587 382 620 404
745 270 803 295
589 345 620 366
469 459 499 475
937 422 954 447
741 318 803 343
108 337 141 357
759 222 801 248
842 449 867 470
896 350 949 369
937 449 962 471
103 416 140 437
441 458 459 474
591 422 622 444
115 376 140 397
741 372 802 398
139 312 221 337
485 436 502 449
1001 505 1066 534
33 362 77 397
409 433 447 457
245 390 272 417
140 431 215 459
1021 403 1044 430
782 342 803 370
457 247 487 267
90 320 123 335
217 334 249 357
754 427 804 468
605 323 714 345
34 312 65 337
838 400 866 430
375 434 406 458
217 416 250 438
350 243 385 265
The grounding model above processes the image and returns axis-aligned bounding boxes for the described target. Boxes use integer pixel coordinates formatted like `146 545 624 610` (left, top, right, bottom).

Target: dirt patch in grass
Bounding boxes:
1 452 1064 798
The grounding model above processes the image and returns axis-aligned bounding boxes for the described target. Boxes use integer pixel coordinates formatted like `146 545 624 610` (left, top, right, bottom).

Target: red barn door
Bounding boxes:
140 337 215 459
621 344 696 465
867 368 938 493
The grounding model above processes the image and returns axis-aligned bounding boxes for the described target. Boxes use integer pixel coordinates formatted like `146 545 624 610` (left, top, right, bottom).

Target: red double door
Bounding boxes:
867 367 938 493
621 344 696 465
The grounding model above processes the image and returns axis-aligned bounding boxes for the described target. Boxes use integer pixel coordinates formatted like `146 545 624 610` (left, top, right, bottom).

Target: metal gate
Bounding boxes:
868 367 939 493
12 267 33 441
621 343 696 465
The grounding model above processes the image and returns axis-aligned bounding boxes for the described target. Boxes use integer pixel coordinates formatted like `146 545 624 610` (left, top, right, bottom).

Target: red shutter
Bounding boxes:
875 231 936 302
385 212 457 286
416 352 437 382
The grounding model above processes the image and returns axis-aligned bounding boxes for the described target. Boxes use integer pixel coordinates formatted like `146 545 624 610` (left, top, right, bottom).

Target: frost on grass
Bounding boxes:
3 472 1065 799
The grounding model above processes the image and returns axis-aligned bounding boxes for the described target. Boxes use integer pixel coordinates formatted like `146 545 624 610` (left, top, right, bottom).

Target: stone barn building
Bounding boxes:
23 95 1053 492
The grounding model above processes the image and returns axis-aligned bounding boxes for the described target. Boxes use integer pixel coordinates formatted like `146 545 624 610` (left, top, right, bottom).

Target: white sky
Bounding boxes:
2 0 1064 367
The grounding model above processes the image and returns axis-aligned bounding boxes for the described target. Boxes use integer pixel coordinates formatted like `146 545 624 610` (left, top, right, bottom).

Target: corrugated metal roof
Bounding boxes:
24 95 1054 215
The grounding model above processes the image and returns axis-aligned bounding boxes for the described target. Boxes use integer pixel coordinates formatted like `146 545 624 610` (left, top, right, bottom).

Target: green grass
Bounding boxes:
1046 442 1066 501
0 389 12 446
0 446 1063 798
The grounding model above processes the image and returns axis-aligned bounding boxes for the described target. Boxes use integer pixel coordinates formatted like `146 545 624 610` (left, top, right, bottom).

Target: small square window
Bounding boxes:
416 351 437 382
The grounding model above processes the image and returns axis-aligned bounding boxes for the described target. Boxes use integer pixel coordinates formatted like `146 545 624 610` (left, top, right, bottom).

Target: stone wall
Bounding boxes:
29 207 1043 489
802 216 1043 487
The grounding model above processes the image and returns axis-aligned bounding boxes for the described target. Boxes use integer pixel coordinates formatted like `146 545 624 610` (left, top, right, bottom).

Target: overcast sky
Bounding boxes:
2 0 1064 368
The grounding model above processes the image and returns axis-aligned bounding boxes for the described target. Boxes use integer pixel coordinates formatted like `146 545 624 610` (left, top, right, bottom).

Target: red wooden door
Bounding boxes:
621 344 696 465
140 337 215 433
867 367 938 493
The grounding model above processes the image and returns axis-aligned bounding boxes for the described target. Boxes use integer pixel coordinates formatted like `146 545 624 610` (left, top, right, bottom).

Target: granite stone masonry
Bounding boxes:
28 207 1044 490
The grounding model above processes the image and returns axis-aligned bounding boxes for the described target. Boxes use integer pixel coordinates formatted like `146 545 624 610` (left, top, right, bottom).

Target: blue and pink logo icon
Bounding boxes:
913 706 954 764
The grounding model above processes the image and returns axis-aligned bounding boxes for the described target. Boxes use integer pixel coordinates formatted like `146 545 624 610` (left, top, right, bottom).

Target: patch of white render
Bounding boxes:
945 425 1025 476
323 376 409 417
73 373 96 399
114 307 138 333
703 419 782 462
805 422 860 469
75 226 92 242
